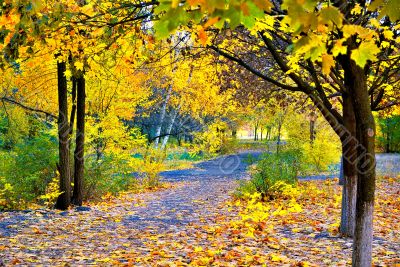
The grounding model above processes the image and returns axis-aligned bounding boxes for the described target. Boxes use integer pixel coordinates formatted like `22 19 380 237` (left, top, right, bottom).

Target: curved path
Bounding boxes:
124 151 262 231
0 151 398 265
0 151 262 265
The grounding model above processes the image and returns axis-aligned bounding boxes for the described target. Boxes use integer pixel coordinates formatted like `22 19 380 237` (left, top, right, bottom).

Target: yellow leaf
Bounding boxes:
332 39 347 57
75 61 84 71
351 41 380 67
351 4 362 15
321 54 335 75
171 0 179 8
383 30 394 40
64 69 72 79
194 246 203 252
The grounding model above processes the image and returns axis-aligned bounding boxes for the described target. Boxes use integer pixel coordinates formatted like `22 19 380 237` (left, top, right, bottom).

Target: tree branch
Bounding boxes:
208 45 301 92
0 97 57 119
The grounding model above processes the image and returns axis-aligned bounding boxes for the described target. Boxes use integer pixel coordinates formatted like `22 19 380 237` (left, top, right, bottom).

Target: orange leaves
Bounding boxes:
253 0 273 12
321 54 334 75
204 16 220 28
197 17 220 45
198 27 208 45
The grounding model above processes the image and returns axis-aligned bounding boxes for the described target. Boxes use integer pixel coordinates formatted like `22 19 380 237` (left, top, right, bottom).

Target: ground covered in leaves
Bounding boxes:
0 152 399 266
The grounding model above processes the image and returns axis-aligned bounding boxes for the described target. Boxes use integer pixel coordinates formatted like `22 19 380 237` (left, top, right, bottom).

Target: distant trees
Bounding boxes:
377 114 400 153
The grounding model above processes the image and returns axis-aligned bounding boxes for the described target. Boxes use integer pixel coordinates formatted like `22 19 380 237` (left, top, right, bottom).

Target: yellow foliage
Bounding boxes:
39 176 62 208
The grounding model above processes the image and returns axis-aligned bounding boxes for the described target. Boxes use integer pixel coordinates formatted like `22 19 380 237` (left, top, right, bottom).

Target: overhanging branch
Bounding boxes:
1 97 57 119
208 45 301 92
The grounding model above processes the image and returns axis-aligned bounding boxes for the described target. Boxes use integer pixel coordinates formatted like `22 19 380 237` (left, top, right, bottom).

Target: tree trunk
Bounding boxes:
69 77 77 134
342 53 376 267
72 74 85 206
69 76 77 183
232 129 237 138
310 119 315 143
277 123 282 153
154 86 172 148
55 60 71 210
339 94 358 237
161 105 180 149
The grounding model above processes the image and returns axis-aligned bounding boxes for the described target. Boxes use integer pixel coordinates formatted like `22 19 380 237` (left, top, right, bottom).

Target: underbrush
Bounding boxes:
0 133 58 210
235 149 302 200
0 136 212 210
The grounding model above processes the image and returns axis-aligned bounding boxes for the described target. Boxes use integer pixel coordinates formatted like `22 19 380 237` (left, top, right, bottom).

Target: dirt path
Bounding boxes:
0 151 262 265
0 151 398 265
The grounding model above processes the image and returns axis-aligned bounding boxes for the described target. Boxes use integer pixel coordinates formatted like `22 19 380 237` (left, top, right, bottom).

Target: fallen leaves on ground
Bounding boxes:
0 177 399 266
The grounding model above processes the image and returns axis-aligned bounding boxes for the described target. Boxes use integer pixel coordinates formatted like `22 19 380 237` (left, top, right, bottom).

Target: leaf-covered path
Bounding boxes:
0 151 261 265
0 151 399 266
125 151 262 232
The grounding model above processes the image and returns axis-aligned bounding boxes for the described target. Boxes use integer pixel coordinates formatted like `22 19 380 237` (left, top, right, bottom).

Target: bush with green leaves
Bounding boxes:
84 153 138 200
0 176 20 210
0 132 58 210
236 149 302 200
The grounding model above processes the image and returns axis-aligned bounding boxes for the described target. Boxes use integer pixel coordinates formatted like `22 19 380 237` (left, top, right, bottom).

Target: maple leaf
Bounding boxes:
351 41 380 68
321 54 335 75
198 27 208 45
74 61 84 71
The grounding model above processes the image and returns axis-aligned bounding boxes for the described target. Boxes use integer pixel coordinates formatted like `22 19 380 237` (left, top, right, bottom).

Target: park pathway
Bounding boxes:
0 151 262 265
0 151 398 265
124 151 262 231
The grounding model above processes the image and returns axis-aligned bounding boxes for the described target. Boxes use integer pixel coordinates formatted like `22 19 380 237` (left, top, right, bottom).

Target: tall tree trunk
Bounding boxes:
69 77 77 182
55 60 71 210
310 119 315 143
72 74 85 206
277 123 282 153
69 77 77 134
342 53 376 267
340 94 358 237
232 129 237 138
161 105 180 149
154 86 172 148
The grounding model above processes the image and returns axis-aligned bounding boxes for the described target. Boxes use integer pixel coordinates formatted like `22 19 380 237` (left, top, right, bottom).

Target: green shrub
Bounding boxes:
84 154 138 200
236 149 302 200
140 148 166 188
0 176 21 210
0 133 58 209
11 134 58 201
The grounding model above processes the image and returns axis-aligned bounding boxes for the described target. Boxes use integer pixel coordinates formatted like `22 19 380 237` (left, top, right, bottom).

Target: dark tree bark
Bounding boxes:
341 50 376 267
72 74 86 206
69 77 77 135
55 61 71 210
340 94 358 237
69 77 77 185
310 119 315 143
276 122 282 153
